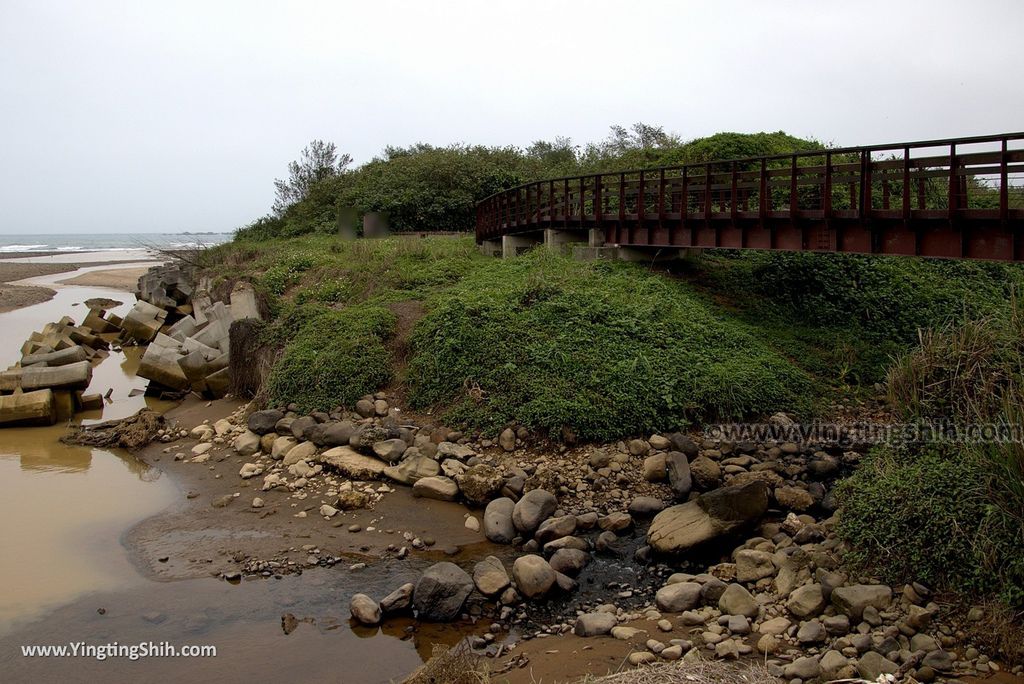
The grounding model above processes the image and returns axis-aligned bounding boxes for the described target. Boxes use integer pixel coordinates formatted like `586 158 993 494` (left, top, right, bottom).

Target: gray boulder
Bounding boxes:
655 581 702 612
665 451 692 498
233 430 261 456
831 584 891 620
647 481 769 553
379 583 414 613
372 438 408 463
411 475 458 501
548 548 589 576
384 453 440 485
718 583 759 618
574 612 617 637
322 420 356 447
472 556 510 596
349 593 381 626
512 554 556 599
455 464 504 505
483 497 516 544
413 562 474 622
535 515 577 544
512 489 557 535
247 409 283 435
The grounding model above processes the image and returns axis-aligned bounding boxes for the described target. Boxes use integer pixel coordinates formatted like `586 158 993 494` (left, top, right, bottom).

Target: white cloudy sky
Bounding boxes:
1 0 1022 234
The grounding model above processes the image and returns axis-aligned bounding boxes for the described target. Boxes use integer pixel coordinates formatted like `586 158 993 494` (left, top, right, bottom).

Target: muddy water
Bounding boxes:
0 267 471 683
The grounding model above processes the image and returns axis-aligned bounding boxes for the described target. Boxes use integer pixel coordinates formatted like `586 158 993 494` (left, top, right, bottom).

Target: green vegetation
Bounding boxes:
406 249 811 441
262 302 396 413
838 305 1024 607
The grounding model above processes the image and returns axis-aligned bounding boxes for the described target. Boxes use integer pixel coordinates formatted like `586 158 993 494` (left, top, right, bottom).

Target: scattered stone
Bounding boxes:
349 593 381 626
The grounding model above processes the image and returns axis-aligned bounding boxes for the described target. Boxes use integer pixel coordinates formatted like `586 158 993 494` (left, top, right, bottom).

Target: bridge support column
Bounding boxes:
543 228 589 253
502 232 543 258
479 239 502 257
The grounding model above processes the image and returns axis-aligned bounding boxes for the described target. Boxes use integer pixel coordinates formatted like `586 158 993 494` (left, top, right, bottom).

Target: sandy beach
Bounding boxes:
0 259 154 313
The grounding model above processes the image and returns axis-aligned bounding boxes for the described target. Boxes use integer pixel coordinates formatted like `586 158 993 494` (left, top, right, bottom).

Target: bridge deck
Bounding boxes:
475 132 1024 260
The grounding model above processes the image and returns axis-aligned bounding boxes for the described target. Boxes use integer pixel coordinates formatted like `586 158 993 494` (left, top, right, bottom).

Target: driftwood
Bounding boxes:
61 408 164 450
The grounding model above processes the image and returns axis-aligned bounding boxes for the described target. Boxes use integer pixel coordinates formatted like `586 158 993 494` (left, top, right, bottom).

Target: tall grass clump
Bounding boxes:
406 249 811 441
838 300 1024 608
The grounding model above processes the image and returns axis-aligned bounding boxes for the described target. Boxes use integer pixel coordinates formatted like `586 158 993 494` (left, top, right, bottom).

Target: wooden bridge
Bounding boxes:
475 132 1024 261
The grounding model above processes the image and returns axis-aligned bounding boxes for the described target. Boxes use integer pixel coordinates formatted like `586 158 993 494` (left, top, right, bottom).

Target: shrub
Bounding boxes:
836 445 1024 606
264 303 396 412
406 249 811 440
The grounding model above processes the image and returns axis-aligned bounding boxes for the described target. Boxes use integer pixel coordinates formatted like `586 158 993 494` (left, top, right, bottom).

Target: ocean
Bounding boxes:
0 232 233 253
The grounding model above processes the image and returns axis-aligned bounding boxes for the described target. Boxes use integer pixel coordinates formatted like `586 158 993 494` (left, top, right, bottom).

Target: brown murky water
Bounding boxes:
0 267 467 683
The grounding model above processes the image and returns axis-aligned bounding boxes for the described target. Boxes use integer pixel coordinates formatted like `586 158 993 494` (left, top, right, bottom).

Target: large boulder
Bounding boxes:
647 481 769 554
379 583 414 613
318 446 386 479
349 593 381 626
718 583 759 618
322 421 356 447
247 409 283 435
787 583 827 618
535 515 577 544
412 475 459 501
734 549 775 583
233 430 261 456
548 548 589 576
383 453 440 485
372 439 408 463
472 556 510 596
655 581 702 612
512 554 556 599
665 451 692 498
574 612 617 637
455 464 504 505
831 584 891 620
483 497 516 544
413 562 474 622
512 489 558 535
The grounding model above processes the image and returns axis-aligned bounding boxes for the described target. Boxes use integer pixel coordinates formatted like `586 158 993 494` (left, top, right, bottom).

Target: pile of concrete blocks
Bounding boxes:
0 310 121 426
133 268 261 398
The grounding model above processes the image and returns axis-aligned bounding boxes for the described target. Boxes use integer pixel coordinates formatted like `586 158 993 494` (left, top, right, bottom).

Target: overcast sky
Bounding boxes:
1 0 1022 235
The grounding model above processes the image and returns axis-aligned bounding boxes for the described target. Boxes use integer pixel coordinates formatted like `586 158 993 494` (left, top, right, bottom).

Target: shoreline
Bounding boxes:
0 260 155 314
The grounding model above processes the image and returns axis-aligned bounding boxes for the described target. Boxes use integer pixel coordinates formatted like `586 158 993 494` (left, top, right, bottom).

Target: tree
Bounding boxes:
273 140 352 216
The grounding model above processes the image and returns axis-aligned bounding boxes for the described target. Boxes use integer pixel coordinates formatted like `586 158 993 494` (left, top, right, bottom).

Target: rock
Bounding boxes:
238 463 263 479
535 515 577 544
831 584 891 620
319 504 338 518
823 614 850 635
464 515 480 532
688 455 721 489
211 494 233 508
628 496 665 517
319 446 386 479
512 554 556 599
756 634 779 654
642 454 667 482
349 593 381 626
628 439 650 456
373 399 388 416
857 651 899 680
655 582 702 612
661 644 683 660
251 497 264 508
412 562 474 621
336 490 369 510
787 583 826 618
322 421 356 447
715 639 739 659
797 620 826 643
784 656 821 680
775 485 814 511
384 454 441 486
512 489 558 534
191 442 213 457
354 399 375 418
759 616 791 636
549 548 588 576
436 441 474 461
233 430 262 456
820 650 849 678
247 409 283 435
734 549 774 582
611 626 645 640
718 583 758 618
283 440 317 466
922 649 954 672
647 481 769 553
483 497 516 544
649 434 671 450
598 511 633 533
911 633 939 653
271 436 298 460
665 452 692 498
455 464 504 505
380 583 414 613
372 439 407 463
628 651 657 666
499 428 516 451
473 556 510 596
412 476 459 501
290 416 316 440
574 612 617 637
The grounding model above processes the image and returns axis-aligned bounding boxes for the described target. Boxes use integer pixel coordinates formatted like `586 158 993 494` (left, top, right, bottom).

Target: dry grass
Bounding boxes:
404 643 490 684
579 659 778 684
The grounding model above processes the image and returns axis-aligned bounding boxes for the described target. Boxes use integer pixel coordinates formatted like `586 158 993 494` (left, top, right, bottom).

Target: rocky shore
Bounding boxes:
145 392 1021 684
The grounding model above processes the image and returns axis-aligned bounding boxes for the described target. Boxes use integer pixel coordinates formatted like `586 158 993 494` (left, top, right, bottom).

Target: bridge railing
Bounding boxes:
476 132 1024 246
